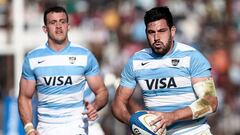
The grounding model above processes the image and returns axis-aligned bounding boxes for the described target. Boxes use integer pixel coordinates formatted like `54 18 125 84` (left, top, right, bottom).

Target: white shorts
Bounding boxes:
37 119 88 135
170 124 212 135
195 129 212 135
88 121 104 135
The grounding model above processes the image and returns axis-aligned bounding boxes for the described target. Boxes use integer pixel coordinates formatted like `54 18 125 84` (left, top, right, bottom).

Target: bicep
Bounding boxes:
19 77 36 99
86 75 106 94
191 77 218 110
115 86 134 104
191 77 216 97
192 77 209 84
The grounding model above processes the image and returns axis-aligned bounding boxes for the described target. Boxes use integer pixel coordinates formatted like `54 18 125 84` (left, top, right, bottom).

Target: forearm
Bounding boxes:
189 96 217 119
92 88 108 111
172 96 217 122
189 78 218 119
18 95 33 125
18 78 36 135
127 98 142 114
172 107 193 122
111 99 131 125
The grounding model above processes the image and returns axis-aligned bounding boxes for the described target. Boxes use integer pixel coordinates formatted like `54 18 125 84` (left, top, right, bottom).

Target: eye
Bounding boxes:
147 30 155 35
47 19 67 25
48 20 57 25
60 19 67 24
158 28 168 32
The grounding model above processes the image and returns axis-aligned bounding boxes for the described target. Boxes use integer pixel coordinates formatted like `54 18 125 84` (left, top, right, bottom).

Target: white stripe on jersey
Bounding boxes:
38 90 84 104
138 76 191 90
38 107 85 123
144 93 196 107
133 56 190 71
37 75 85 86
175 42 196 51
38 106 85 117
29 55 87 69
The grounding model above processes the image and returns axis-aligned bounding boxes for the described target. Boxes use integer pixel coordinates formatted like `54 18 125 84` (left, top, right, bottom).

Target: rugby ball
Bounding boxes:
129 111 167 135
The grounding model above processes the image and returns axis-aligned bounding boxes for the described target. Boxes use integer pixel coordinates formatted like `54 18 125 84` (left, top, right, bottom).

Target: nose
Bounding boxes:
55 21 63 27
154 33 160 41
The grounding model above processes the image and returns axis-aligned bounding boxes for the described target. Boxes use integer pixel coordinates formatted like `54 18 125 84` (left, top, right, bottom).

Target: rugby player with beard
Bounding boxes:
112 6 218 135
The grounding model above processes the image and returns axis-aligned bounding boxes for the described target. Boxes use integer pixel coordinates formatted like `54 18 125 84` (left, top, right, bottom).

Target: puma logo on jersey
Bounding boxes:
43 76 72 86
145 77 177 90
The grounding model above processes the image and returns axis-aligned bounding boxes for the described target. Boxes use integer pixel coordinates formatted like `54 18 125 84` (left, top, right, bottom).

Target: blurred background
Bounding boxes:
0 0 240 135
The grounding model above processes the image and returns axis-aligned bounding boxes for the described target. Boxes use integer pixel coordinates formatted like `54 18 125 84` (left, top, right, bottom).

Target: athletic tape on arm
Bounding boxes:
24 122 35 135
189 78 216 119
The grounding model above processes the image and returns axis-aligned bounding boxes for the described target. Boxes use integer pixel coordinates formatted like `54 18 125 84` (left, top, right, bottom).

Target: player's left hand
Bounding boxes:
147 111 176 133
82 100 98 121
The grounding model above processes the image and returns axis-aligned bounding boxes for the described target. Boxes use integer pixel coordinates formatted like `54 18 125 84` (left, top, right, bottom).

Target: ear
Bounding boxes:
171 26 176 37
42 25 48 33
145 28 149 40
67 24 70 31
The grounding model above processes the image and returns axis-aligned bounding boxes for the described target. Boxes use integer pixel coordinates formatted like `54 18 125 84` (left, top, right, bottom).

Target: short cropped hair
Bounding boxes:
144 6 174 28
43 6 68 25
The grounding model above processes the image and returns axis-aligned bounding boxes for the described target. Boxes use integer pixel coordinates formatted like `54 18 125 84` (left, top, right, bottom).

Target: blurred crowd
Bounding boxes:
1 0 240 135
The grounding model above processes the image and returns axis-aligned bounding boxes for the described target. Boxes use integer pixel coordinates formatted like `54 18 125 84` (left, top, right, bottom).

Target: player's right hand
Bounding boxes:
82 100 98 121
147 111 175 133
28 130 40 135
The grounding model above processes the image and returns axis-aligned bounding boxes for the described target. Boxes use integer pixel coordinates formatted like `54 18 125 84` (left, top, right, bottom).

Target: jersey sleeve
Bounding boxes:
120 57 137 89
22 54 36 80
190 51 211 77
85 52 100 76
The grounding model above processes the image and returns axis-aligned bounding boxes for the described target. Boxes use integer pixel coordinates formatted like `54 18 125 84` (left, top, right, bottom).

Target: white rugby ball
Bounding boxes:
129 111 167 135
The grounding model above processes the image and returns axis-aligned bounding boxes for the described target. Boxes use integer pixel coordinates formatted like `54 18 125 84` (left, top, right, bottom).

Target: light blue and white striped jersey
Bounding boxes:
83 83 96 104
120 42 212 134
22 42 100 124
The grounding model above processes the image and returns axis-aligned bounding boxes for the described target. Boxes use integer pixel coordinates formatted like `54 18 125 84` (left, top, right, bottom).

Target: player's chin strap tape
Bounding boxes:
24 122 35 135
189 78 217 120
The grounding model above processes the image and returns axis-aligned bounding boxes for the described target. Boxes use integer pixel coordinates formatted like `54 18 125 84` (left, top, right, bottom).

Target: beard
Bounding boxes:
48 33 67 45
150 34 173 55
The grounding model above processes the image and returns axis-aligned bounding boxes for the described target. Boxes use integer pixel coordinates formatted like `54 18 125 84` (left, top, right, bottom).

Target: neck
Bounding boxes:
166 40 175 55
48 39 69 52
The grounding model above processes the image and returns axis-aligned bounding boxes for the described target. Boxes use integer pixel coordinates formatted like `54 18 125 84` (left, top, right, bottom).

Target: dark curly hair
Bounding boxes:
144 6 174 29
43 6 68 25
